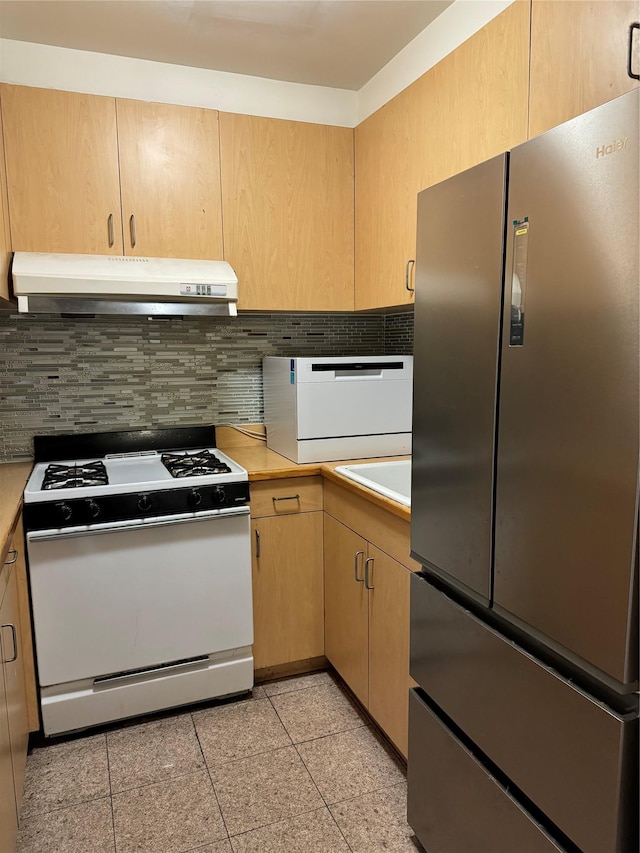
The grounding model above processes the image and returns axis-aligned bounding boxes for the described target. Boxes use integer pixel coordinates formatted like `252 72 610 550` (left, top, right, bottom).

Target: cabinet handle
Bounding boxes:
255 528 261 559
364 557 374 590
4 549 18 565
405 259 415 293
629 23 640 80
354 550 365 583
272 494 300 503
108 213 115 247
1 624 17 664
129 214 137 248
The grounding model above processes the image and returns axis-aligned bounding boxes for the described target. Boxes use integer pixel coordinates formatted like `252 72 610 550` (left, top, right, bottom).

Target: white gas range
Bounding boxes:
23 426 253 736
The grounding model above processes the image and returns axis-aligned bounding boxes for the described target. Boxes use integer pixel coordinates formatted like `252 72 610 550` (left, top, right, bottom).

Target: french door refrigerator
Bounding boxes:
408 88 639 853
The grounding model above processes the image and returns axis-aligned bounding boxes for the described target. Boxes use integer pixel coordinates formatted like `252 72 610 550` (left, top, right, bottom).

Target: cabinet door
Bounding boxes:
421 0 530 190
117 100 223 260
367 545 412 758
252 512 324 670
0 576 18 853
220 113 354 311
529 0 640 138
324 514 368 706
354 80 423 310
0 98 11 301
1 565 29 813
1 84 123 254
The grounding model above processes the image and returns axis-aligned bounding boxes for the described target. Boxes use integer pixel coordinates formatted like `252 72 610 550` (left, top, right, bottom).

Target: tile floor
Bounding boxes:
16 671 423 853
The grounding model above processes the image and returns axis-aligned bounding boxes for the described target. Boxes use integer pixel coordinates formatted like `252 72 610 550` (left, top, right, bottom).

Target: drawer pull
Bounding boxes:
4 549 18 565
1 623 17 663
272 494 300 503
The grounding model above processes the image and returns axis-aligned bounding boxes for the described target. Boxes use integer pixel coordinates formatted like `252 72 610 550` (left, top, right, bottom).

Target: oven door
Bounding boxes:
27 507 252 687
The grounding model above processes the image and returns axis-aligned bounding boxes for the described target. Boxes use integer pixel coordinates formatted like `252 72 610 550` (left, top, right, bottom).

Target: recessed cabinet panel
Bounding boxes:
1 84 123 254
116 100 223 259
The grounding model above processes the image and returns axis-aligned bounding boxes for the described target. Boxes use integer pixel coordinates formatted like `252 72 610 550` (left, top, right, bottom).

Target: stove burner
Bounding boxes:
161 450 232 478
42 461 109 490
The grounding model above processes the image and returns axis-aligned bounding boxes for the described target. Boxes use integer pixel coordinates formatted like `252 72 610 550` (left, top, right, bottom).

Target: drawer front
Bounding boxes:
408 690 564 853
250 477 323 517
410 574 637 853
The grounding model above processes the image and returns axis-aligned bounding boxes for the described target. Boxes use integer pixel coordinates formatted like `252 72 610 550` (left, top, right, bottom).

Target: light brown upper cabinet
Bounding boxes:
355 82 424 310
0 97 12 301
1 84 123 255
529 0 640 138
419 0 530 190
354 0 530 311
1 85 224 260
219 113 354 311
116 100 223 259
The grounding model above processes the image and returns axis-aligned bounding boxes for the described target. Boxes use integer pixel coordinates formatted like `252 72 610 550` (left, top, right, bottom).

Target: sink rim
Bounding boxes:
335 459 411 507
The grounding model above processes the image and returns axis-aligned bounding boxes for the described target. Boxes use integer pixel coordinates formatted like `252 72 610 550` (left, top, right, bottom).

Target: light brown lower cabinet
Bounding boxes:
324 511 415 758
250 478 324 671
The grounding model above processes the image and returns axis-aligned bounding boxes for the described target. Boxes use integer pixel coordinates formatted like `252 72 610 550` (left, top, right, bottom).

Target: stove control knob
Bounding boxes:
137 494 152 513
86 499 101 519
56 502 73 523
188 488 202 508
211 486 226 506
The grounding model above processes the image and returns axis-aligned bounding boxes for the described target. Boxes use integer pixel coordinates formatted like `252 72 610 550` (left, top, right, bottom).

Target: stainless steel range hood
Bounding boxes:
12 252 239 316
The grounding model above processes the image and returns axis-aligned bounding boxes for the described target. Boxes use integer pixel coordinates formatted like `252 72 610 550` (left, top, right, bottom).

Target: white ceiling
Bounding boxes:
0 0 454 90
0 0 453 90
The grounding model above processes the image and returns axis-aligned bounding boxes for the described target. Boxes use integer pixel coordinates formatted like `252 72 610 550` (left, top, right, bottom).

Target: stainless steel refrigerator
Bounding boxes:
408 88 639 853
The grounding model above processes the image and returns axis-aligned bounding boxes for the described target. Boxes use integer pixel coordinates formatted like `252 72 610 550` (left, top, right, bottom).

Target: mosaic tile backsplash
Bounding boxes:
0 311 413 461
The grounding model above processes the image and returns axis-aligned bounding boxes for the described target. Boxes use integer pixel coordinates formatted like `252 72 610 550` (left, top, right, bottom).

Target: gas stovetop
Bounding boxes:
23 426 250 531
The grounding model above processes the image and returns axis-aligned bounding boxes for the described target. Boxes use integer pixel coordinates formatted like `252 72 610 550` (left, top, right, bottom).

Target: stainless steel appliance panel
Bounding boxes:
410 573 637 853
411 154 507 601
494 90 639 684
407 690 565 853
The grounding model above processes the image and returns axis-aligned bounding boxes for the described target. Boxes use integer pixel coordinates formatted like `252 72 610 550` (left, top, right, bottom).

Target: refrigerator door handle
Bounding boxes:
509 219 530 346
628 23 639 80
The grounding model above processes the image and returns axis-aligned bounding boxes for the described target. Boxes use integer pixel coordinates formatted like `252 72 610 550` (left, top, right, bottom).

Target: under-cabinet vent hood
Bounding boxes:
12 252 239 316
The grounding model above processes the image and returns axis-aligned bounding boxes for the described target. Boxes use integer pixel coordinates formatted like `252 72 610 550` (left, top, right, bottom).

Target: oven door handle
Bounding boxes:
27 505 250 541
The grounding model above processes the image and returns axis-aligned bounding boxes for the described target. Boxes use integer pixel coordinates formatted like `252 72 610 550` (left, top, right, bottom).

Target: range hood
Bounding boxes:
12 252 239 316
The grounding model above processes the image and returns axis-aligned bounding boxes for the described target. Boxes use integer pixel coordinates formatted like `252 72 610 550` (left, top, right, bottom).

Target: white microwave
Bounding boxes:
263 355 413 463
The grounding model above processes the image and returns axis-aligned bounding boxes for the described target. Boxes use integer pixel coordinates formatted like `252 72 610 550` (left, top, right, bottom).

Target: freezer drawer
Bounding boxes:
410 573 638 853
407 690 564 853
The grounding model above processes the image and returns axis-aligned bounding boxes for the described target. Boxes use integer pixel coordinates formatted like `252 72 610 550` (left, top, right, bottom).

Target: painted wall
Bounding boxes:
0 0 516 126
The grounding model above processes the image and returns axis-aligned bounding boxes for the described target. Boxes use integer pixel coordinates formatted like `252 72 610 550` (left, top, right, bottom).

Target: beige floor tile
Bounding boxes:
271 682 366 743
112 771 226 853
16 798 114 853
209 745 323 836
185 843 233 853
19 734 110 820
193 697 291 766
107 713 205 793
329 782 418 852
263 672 334 697
297 727 405 805
230 807 349 853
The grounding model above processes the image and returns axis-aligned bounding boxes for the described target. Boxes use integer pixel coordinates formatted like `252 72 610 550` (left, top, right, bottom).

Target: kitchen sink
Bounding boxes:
335 459 411 506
